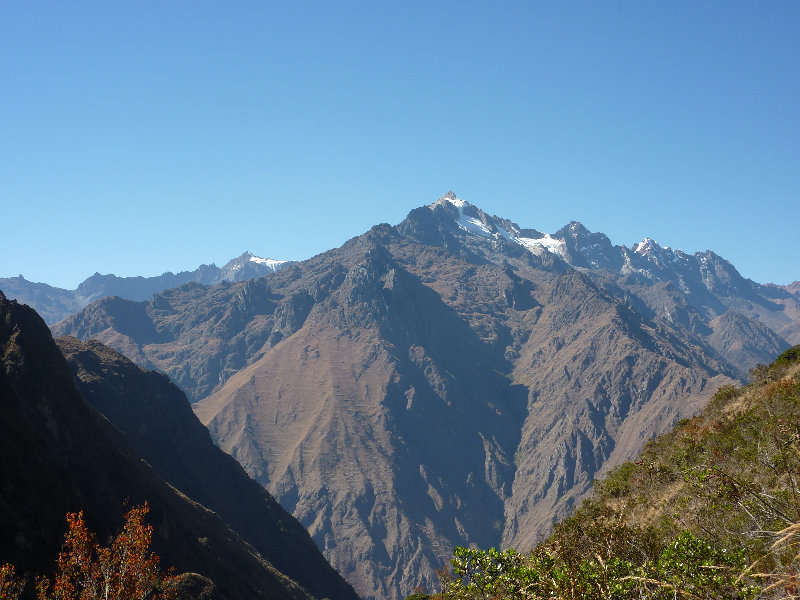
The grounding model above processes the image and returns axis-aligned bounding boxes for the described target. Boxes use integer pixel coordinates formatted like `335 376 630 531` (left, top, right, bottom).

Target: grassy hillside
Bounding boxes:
587 346 800 552
432 346 800 599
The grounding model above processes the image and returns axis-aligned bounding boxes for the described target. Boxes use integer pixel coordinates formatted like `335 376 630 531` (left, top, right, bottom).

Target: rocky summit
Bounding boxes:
51 193 800 599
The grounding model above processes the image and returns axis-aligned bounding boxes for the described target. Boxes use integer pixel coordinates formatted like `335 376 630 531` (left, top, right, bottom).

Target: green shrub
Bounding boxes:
773 345 800 368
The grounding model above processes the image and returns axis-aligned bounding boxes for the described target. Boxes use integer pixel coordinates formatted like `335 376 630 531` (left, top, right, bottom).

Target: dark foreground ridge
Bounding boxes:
0 290 357 600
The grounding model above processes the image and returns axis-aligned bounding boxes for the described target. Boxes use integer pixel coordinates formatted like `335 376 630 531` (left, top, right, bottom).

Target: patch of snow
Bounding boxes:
633 238 659 255
495 225 514 241
457 213 492 237
444 195 493 237
250 255 289 269
517 234 566 257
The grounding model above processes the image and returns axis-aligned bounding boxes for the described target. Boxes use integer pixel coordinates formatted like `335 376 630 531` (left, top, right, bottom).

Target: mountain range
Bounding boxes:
46 192 800 598
0 251 292 325
7 192 800 599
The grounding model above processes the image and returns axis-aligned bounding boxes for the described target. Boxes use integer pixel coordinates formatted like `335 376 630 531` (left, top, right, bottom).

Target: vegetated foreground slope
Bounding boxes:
511 345 800 598
582 346 800 551
0 291 357 600
51 193 800 599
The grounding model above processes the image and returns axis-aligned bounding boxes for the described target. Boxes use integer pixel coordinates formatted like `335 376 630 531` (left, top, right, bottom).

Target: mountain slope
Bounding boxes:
55 336 358 600
581 345 800 542
500 269 734 550
195 245 527 599
0 276 84 324
527 345 800 597
0 291 356 600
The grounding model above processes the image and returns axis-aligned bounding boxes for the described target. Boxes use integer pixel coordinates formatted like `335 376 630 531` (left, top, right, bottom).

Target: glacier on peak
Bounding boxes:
631 239 691 266
437 192 567 259
517 234 566 256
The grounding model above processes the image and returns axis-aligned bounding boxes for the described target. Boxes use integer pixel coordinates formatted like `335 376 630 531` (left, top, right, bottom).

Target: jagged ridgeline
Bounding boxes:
433 347 800 599
47 193 800 599
1 251 292 325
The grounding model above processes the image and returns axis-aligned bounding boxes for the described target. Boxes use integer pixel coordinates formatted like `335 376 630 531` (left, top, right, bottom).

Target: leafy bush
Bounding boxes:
0 564 25 600
438 529 756 600
1 504 175 600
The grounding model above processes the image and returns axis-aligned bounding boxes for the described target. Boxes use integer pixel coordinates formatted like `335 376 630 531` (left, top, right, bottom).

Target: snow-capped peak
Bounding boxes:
220 252 293 278
432 191 568 259
433 192 492 235
628 238 691 271
435 190 469 209
235 251 289 269
417 194 733 278
633 237 661 255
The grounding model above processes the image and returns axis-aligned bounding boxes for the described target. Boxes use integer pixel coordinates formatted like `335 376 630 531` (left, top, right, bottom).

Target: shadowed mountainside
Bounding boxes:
0 291 357 600
55 336 358 600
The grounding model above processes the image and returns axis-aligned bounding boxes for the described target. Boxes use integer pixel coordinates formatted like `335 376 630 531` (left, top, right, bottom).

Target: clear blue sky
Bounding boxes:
2 1 798 288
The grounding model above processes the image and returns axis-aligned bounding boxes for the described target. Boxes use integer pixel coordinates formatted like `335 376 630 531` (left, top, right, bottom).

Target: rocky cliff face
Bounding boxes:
51 193 799 599
499 269 733 549
0 291 357 600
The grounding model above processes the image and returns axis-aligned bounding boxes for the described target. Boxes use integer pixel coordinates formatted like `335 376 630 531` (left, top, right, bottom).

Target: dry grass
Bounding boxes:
738 521 800 598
